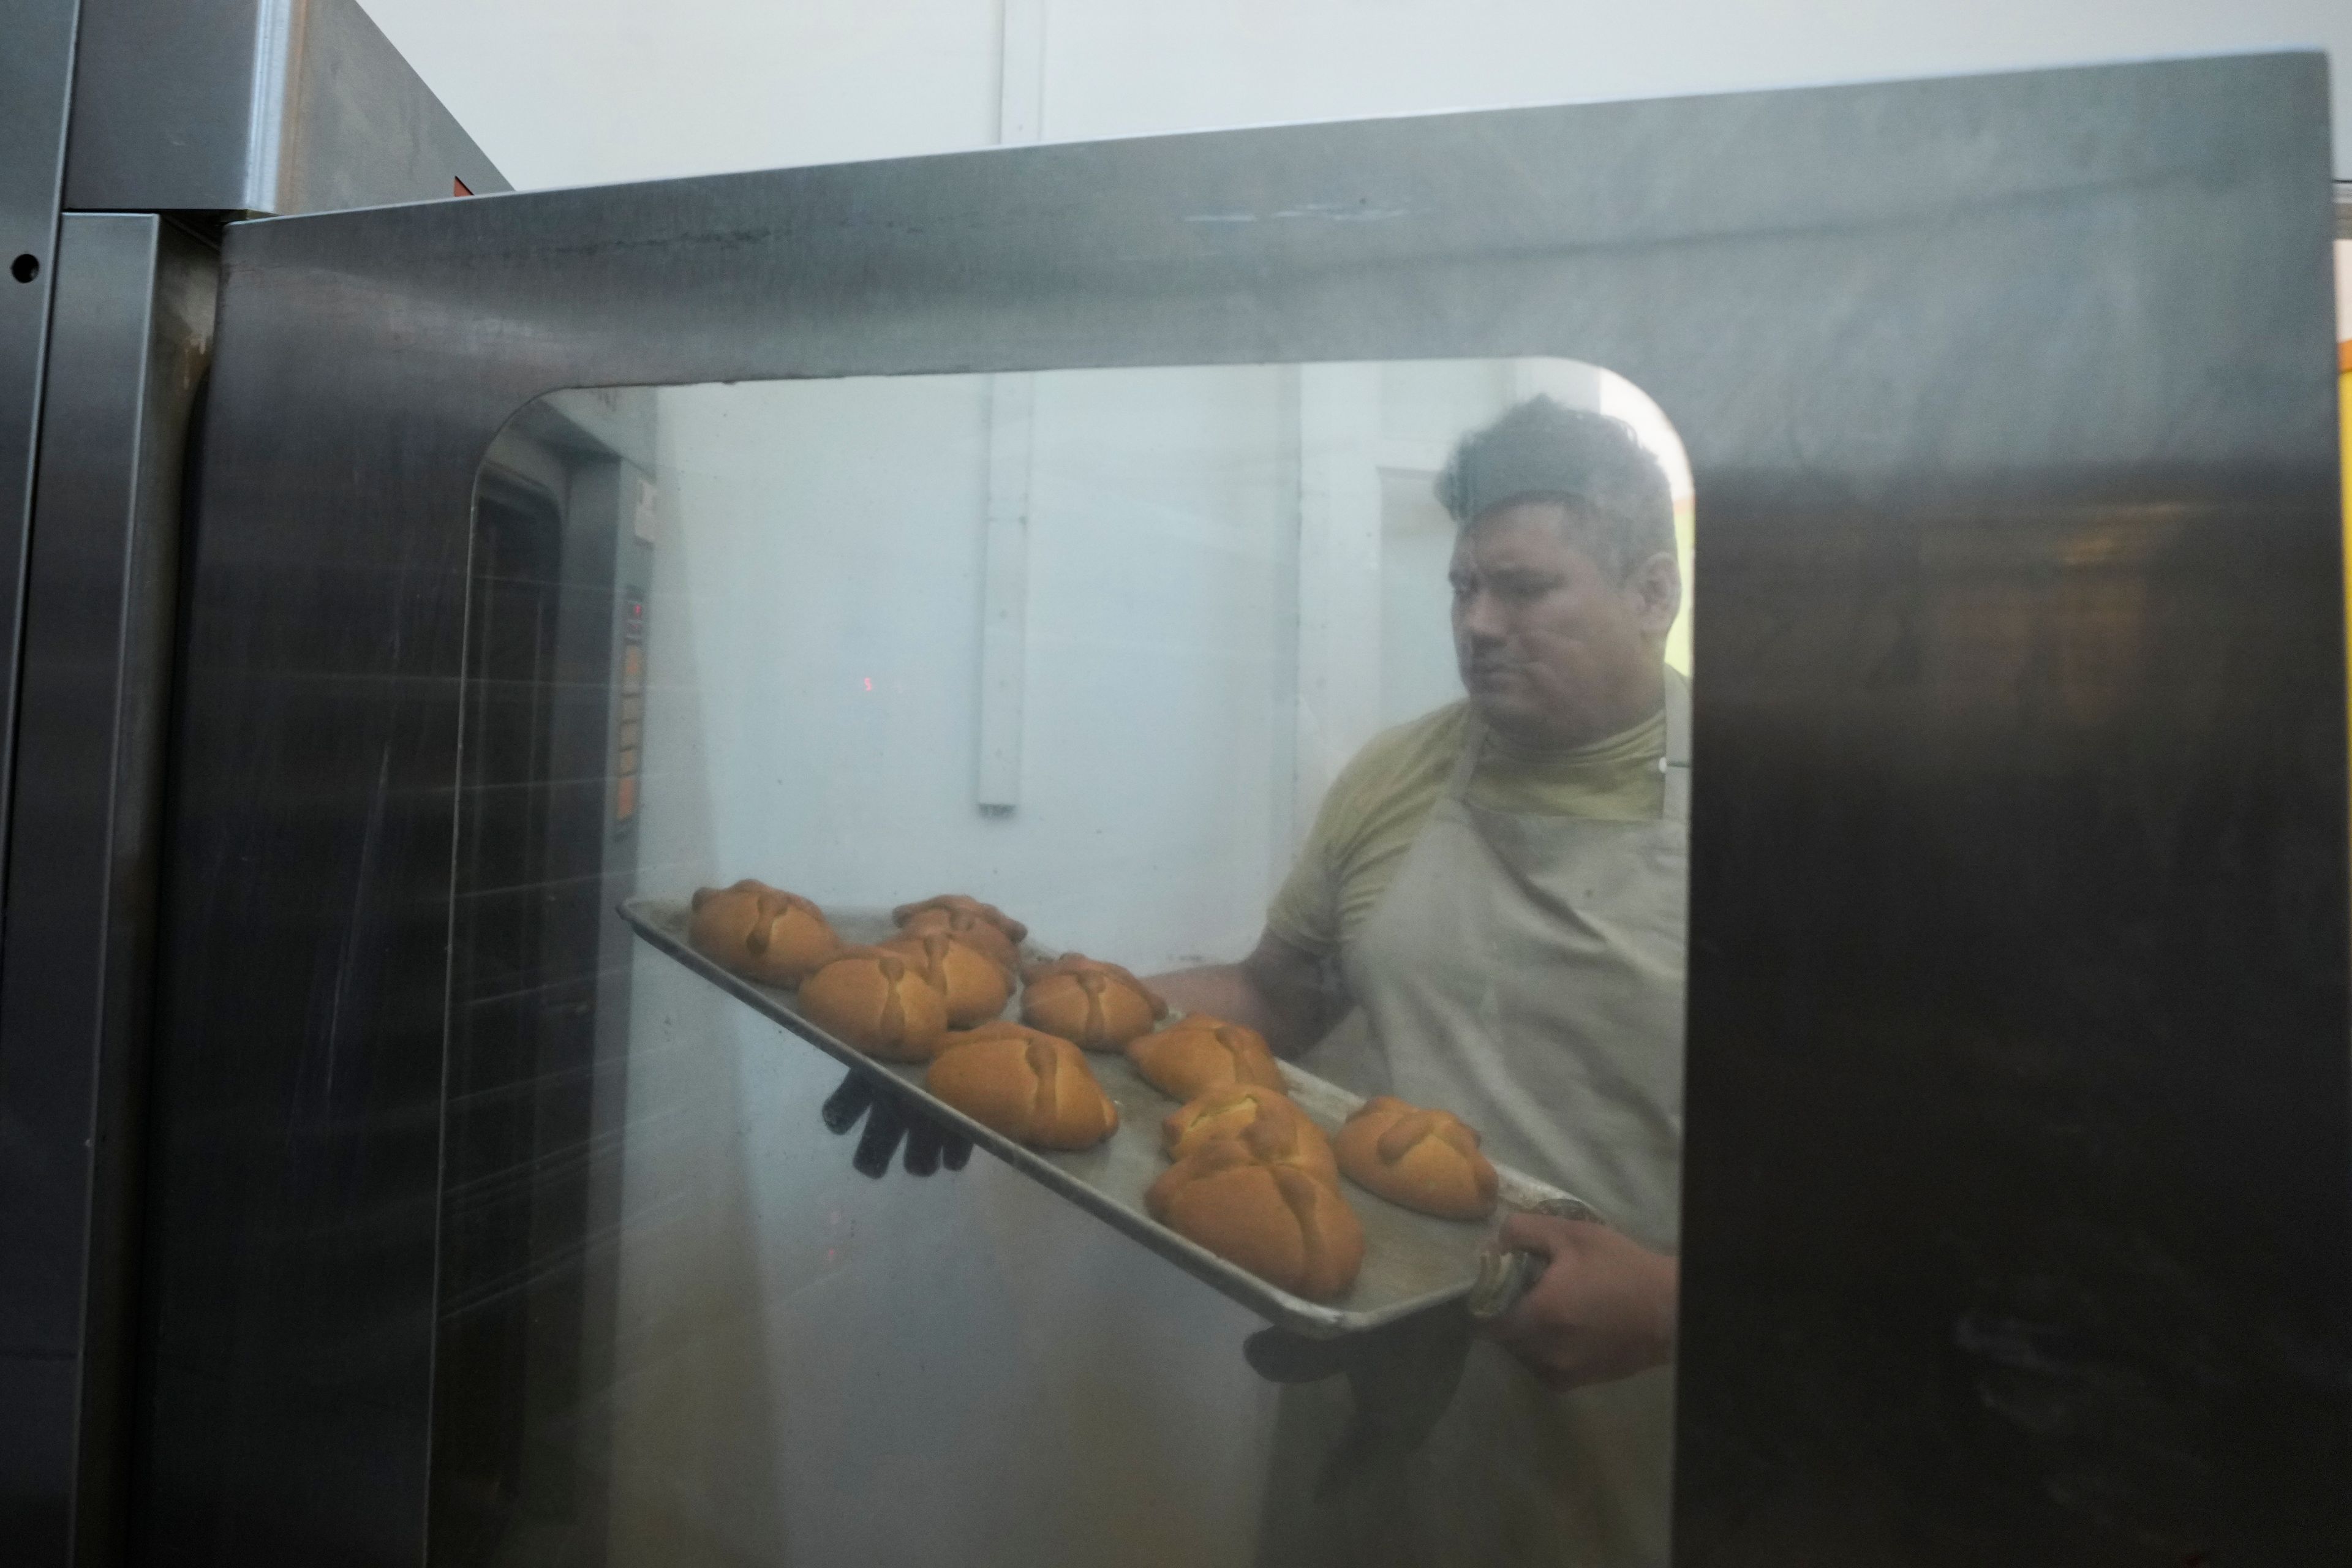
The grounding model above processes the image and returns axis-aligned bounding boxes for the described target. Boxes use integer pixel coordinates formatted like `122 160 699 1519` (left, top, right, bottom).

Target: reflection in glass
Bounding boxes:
443 358 1693 1567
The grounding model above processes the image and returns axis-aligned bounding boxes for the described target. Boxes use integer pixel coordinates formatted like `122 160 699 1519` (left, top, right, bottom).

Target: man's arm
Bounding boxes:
1152 926 1349 1057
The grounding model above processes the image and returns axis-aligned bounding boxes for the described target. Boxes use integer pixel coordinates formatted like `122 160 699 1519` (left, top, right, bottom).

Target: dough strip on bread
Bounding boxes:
1274 1166 1332 1258
1025 1036 1059 1130
1079 973 1109 1041
876 957 907 1038
1376 1107 1443 1165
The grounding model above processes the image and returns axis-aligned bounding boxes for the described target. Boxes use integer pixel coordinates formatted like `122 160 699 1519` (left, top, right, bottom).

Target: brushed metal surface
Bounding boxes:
624 898 1573 1340
0 213 213 1564
0 0 78 989
146 55 2347 1566
64 0 507 218
0 0 83 1529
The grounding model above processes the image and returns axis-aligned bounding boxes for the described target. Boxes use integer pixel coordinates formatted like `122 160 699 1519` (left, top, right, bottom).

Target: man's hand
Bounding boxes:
1479 1215 1678 1390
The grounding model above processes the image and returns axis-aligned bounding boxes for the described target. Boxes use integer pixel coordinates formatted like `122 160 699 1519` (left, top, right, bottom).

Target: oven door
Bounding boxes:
134 54 2350 1567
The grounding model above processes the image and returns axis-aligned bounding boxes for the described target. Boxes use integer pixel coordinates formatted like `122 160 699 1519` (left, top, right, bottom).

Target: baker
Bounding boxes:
821 392 1686 1562
1155 394 1688 1567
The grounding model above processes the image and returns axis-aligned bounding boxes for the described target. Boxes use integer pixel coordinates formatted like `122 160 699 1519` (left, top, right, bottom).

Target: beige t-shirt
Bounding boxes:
1267 698 1669 958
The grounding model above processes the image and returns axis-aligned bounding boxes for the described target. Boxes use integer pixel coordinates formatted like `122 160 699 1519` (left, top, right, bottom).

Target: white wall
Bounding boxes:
648 366 1300 969
367 0 2351 190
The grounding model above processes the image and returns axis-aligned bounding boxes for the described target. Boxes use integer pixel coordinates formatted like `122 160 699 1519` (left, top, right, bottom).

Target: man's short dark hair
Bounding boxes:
1434 395 1674 579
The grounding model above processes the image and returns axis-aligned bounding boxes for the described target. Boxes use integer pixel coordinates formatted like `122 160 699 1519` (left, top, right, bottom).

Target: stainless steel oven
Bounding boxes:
6 29 2350 1568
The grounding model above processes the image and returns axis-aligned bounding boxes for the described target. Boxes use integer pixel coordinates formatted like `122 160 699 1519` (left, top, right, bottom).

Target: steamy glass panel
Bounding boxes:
439 358 1695 1567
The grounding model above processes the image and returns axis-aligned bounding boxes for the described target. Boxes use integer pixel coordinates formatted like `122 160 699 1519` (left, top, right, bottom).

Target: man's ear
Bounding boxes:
1629 551 1682 635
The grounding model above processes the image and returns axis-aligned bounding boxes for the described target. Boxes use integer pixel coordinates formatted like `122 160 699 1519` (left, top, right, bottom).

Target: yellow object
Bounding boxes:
1268 692 1669 957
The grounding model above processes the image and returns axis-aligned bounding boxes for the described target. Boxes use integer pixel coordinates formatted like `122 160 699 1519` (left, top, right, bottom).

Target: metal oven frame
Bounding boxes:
143 54 2347 1565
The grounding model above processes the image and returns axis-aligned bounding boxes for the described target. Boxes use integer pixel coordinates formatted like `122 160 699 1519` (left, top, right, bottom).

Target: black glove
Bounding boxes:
821 1070 972 1178
1243 1304 1475 1477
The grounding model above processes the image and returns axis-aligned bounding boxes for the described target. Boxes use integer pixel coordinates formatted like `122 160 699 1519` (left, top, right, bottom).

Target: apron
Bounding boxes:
1259 672 1689 1568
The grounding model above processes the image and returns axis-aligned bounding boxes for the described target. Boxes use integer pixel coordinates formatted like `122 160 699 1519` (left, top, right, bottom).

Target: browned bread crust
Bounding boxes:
1146 1118 1364 1300
1019 954 1166 1050
925 1024 1119 1150
881 929 1012 1028
1125 1016 1283 1101
1161 1084 1335 1183
1333 1096 1499 1220
797 946 950 1061
688 880 840 986
892 895 1027 968
1018 952 1164 1001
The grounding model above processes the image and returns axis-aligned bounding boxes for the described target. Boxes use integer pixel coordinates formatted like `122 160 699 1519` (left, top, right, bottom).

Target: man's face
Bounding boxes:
1449 500 1680 749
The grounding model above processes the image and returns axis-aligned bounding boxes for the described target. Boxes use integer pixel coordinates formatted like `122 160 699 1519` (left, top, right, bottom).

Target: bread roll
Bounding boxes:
1161 1084 1335 1183
1019 951 1164 999
925 1025 1119 1150
1334 1096 1499 1220
688 880 839 986
1019 954 1166 1051
893 895 1027 969
881 929 1012 1028
797 947 949 1061
1146 1118 1365 1300
1126 1016 1283 1101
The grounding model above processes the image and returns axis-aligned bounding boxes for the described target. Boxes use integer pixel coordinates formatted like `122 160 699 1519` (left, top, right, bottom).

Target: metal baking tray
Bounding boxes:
622 896 1590 1338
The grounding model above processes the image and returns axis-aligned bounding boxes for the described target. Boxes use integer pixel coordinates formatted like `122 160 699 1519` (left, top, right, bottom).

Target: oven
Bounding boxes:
9 41 2352 1568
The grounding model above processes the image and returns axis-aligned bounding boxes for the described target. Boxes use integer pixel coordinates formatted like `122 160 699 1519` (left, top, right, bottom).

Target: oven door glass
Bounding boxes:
440 358 1696 1566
